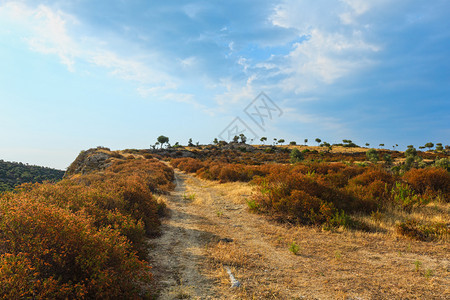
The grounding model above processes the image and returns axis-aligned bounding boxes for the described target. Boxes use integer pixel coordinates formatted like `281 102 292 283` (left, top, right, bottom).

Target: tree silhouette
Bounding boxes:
157 136 169 149
239 134 247 144
424 142 434 150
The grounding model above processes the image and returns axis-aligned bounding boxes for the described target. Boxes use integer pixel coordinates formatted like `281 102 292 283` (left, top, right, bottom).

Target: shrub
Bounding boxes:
403 168 449 201
349 168 394 186
396 219 449 241
0 196 152 298
366 148 379 163
290 149 304 163
0 158 174 298
390 182 430 210
434 158 449 170
171 158 205 173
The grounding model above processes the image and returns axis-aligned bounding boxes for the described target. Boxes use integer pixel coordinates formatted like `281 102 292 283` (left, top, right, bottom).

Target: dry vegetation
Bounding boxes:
171 154 449 242
0 149 174 298
0 144 448 299
163 145 449 298
160 170 449 299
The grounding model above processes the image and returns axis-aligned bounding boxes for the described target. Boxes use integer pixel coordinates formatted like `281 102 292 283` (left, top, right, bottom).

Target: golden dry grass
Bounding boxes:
155 168 449 299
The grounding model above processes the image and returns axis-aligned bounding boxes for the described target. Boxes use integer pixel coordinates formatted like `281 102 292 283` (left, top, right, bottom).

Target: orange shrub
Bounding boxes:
349 168 395 186
404 168 450 201
0 196 152 298
0 157 174 298
171 158 205 173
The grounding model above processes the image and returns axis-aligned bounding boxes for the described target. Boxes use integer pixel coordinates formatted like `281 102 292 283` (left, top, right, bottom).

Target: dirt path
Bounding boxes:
148 171 221 299
149 169 449 299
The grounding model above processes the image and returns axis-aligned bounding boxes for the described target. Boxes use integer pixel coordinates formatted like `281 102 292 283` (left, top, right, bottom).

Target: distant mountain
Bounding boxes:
0 160 65 192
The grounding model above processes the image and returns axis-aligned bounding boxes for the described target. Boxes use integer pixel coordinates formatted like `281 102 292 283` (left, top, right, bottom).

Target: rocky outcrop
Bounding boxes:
64 147 119 177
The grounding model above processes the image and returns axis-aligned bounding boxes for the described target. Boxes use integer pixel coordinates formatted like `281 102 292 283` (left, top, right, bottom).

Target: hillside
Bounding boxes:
0 144 448 299
0 159 65 192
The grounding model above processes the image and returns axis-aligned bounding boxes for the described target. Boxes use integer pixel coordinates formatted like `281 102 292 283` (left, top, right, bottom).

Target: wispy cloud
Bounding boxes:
0 1 179 98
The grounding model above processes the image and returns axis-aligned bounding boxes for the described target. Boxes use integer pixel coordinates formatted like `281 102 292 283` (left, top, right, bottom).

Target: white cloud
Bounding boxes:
179 56 197 68
214 75 257 106
0 2 79 71
267 1 381 93
0 1 176 95
281 29 379 92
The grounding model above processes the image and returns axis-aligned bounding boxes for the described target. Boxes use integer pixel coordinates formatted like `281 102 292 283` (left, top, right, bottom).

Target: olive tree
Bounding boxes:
157 135 169 148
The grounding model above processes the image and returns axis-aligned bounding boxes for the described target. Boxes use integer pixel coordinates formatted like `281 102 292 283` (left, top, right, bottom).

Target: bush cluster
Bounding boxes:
0 158 174 298
172 156 449 233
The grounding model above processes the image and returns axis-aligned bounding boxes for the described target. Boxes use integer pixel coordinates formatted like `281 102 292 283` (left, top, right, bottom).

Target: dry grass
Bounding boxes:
171 170 449 299
352 201 450 238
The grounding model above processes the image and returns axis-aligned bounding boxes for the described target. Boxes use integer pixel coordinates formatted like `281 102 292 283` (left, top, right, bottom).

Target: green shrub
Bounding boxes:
290 149 304 163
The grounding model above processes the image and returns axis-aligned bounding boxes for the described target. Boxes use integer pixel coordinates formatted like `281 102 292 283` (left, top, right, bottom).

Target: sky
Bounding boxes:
0 0 449 169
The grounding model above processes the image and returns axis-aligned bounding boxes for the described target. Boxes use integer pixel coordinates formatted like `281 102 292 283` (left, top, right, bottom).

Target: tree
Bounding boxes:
304 138 308 145
239 134 247 144
278 139 285 145
342 140 357 147
379 143 384 148
405 146 417 158
315 138 321 146
213 138 219 144
365 143 370 147
290 141 297 145
435 143 443 152
424 142 434 150
404 146 419 170
232 135 239 143
157 136 169 149
188 138 194 147
260 137 267 145
290 148 304 163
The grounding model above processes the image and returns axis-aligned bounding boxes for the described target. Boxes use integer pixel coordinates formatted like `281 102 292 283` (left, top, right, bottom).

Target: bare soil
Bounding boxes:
149 169 449 299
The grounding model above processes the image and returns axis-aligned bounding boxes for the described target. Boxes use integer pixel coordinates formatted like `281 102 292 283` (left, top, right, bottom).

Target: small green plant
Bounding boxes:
413 260 422 272
424 269 433 279
391 182 429 210
246 198 259 211
371 210 383 224
183 193 196 201
216 210 223 217
289 241 300 255
334 250 342 260
329 210 352 228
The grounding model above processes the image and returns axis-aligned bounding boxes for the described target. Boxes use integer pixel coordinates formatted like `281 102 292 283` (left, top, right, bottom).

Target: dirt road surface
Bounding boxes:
149 169 449 299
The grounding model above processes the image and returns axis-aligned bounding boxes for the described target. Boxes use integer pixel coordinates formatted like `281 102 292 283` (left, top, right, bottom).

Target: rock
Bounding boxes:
64 147 115 177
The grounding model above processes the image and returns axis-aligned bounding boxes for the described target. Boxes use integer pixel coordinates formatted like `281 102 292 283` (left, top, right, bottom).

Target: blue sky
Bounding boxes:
0 0 449 169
